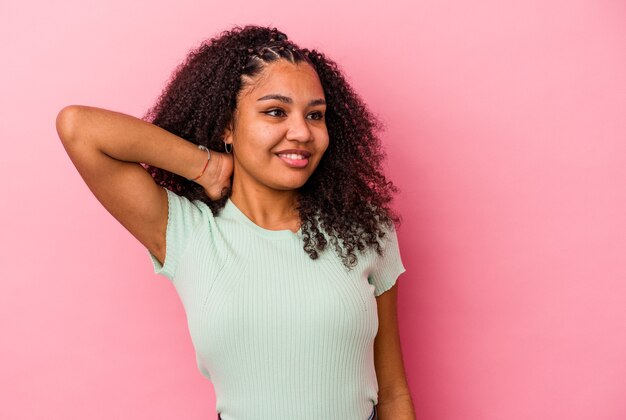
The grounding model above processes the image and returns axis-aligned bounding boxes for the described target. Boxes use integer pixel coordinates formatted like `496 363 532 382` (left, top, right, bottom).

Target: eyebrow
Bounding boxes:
257 94 326 107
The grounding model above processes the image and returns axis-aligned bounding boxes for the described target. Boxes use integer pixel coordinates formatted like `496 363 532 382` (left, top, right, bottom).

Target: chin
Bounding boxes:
271 178 309 191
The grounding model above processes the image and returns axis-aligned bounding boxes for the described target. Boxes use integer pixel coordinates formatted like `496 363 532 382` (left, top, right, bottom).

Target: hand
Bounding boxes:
194 150 233 201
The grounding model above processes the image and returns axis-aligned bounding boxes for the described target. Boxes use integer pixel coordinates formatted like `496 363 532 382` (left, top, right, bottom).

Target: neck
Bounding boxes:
230 175 301 232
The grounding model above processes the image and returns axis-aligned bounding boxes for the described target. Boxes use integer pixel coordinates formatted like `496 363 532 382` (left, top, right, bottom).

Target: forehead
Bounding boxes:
239 60 325 101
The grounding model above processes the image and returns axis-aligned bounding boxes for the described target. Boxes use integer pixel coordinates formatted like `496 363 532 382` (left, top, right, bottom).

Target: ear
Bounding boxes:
222 118 234 145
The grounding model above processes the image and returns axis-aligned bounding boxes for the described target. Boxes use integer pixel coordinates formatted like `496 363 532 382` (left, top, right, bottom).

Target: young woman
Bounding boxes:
56 25 414 420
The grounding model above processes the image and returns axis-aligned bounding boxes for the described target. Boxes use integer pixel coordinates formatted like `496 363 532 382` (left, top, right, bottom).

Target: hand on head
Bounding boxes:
194 150 234 201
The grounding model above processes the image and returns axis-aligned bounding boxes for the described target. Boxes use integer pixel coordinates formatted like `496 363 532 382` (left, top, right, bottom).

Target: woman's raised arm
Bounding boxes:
55 105 227 265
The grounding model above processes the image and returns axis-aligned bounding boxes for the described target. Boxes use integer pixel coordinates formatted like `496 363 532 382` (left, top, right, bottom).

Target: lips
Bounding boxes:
275 153 310 168
274 149 312 158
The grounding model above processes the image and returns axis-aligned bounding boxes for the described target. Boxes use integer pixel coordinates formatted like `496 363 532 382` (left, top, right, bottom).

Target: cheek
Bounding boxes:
236 128 282 160
319 132 330 153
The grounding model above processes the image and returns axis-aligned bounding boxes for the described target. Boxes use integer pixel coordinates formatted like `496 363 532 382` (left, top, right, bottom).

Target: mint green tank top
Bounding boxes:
147 187 406 420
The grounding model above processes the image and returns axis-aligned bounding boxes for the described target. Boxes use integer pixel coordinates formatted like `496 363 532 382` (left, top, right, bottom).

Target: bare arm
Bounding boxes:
374 283 416 419
55 105 231 265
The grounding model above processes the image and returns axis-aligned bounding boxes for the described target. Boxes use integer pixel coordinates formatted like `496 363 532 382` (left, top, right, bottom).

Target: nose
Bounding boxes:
286 114 313 142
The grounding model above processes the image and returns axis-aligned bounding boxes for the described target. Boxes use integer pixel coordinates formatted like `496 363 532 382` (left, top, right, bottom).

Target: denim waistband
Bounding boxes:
217 404 377 419
368 404 378 420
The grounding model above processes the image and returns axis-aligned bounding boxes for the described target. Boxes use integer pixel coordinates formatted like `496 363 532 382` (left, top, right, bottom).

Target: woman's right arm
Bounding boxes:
55 105 228 266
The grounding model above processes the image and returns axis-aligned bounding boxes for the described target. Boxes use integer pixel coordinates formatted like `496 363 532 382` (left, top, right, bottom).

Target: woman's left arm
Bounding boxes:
374 283 416 420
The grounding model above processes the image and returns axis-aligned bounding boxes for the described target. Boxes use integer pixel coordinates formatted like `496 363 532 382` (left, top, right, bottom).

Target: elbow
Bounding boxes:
56 105 84 144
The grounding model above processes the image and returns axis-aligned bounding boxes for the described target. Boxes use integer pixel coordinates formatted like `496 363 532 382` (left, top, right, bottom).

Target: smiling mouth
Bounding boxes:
275 153 309 168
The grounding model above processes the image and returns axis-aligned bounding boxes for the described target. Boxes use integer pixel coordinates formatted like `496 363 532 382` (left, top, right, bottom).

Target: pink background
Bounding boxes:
2 0 626 419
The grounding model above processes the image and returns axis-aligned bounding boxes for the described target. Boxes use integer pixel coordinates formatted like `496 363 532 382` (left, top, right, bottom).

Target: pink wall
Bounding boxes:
2 0 625 419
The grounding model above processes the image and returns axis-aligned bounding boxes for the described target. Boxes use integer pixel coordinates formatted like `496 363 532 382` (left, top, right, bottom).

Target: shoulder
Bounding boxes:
159 187 220 241
164 188 215 217
366 223 406 297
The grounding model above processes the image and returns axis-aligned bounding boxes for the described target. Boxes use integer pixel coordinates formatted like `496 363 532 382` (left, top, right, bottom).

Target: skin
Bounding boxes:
222 60 329 232
375 284 416 419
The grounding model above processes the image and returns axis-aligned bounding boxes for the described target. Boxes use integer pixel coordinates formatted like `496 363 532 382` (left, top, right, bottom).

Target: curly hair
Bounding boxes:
142 25 401 270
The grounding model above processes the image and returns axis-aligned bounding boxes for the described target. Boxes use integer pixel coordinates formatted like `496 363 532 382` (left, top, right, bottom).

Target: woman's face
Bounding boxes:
224 59 329 193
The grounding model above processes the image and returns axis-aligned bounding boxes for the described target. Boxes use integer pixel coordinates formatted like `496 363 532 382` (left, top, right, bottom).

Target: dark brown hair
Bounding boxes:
143 25 401 269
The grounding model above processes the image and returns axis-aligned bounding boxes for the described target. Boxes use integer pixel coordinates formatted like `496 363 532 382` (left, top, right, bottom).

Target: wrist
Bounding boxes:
188 145 211 181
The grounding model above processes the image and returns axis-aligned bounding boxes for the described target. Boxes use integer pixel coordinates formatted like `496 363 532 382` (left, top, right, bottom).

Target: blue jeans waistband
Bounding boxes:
217 404 377 419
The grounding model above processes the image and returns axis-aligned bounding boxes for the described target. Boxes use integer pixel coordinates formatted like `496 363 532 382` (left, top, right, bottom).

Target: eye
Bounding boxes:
264 108 286 117
307 111 325 120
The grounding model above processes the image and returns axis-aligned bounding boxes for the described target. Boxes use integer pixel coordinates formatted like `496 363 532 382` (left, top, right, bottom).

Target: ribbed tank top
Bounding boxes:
147 187 406 420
